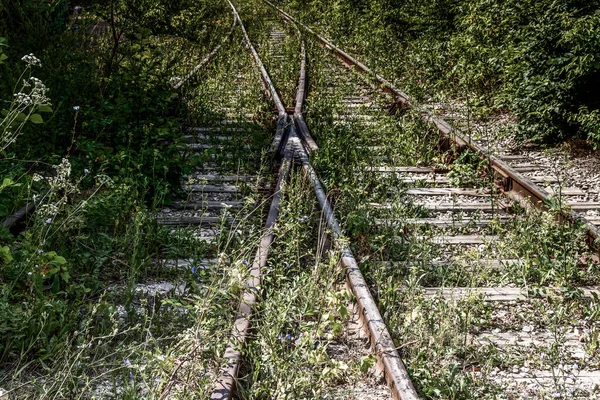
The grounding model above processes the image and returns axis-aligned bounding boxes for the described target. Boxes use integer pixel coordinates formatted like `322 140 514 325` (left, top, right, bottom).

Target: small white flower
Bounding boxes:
73 106 80 111
21 53 42 67
14 92 32 106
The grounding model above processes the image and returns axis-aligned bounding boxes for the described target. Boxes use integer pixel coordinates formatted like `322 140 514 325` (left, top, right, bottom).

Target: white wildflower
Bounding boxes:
29 77 43 87
95 174 114 187
21 53 42 67
14 92 33 106
38 203 59 218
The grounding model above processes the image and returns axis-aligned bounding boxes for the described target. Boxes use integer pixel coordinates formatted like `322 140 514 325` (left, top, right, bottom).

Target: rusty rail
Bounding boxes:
269 3 420 398
210 155 291 400
286 125 420 400
265 0 600 252
291 27 318 153
210 2 294 399
214 3 421 399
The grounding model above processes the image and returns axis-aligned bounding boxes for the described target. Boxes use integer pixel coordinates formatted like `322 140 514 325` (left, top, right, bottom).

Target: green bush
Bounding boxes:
278 0 600 146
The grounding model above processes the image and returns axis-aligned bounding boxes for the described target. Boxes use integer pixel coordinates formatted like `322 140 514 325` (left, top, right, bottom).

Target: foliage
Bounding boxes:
277 0 600 146
0 0 232 395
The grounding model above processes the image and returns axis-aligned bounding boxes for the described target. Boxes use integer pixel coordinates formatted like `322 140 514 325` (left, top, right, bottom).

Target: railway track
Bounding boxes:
40 0 597 398
3 1 597 398
147 16 282 398
264 3 600 399
3 0 596 398
174 1 600 398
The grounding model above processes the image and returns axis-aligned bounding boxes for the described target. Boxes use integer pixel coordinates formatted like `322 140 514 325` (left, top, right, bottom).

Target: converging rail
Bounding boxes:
266 0 600 253
211 1 420 399
210 2 293 399
162 1 600 398
265 2 600 398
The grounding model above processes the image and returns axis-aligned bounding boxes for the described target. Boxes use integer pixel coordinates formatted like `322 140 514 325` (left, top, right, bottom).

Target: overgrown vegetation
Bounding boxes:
275 0 600 146
302 33 600 398
0 0 248 396
2 0 599 398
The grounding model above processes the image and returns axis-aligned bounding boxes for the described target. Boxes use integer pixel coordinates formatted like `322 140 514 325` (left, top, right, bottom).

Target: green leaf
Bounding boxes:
60 271 70 283
1 177 14 189
37 104 53 113
29 114 44 124
49 255 67 266
0 246 13 263
337 304 349 320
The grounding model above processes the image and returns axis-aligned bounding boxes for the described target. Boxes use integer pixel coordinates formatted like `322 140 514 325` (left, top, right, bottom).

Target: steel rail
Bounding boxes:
228 2 421 398
288 128 420 400
282 34 420 397
172 13 237 90
210 2 294 398
280 12 419 399
291 26 318 153
210 154 291 400
265 1 600 251
227 0 288 156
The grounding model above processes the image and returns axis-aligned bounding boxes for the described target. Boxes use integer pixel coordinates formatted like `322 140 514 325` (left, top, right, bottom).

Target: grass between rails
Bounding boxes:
237 169 382 399
302 37 600 399
233 0 302 109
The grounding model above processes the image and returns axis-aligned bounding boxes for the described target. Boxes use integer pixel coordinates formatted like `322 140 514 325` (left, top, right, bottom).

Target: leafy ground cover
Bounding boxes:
0 1 265 397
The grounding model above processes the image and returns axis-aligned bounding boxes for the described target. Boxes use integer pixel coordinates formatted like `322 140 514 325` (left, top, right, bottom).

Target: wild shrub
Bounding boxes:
278 0 600 146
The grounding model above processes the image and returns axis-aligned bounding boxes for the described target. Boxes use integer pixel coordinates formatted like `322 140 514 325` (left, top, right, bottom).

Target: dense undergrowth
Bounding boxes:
0 0 234 396
274 0 600 146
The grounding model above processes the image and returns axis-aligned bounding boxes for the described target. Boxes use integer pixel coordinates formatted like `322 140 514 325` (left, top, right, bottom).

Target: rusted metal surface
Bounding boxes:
268 1 600 252
210 156 292 400
287 125 419 400
261 2 422 398
291 31 318 153
211 4 293 398
294 41 307 116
